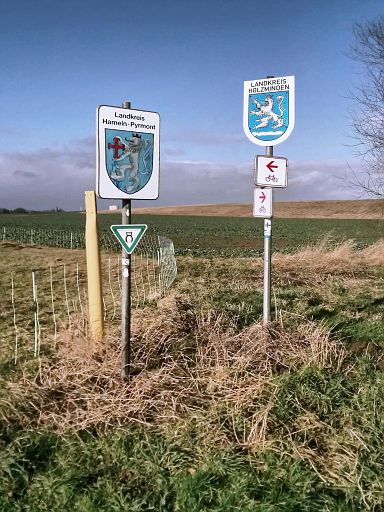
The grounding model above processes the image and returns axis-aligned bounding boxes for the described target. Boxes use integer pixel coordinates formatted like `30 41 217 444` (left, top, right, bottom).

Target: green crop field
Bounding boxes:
1 211 384 256
1 212 384 510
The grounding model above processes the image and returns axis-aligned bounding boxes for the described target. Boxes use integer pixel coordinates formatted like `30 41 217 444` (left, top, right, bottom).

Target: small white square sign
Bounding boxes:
255 155 288 188
253 188 273 218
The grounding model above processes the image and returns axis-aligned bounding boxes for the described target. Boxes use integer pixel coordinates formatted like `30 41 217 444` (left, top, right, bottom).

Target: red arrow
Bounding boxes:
259 191 266 203
266 160 278 172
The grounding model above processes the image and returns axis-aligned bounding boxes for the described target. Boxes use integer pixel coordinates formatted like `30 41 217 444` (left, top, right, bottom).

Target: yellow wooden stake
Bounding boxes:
85 191 104 340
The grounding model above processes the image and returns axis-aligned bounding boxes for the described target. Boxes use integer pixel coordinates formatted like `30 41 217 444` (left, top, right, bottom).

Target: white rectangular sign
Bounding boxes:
255 155 288 188
253 187 273 218
96 105 160 200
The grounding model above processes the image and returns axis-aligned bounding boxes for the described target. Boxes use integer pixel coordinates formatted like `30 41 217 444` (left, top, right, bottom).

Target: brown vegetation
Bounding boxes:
6 239 384 436
118 199 384 219
6 300 341 445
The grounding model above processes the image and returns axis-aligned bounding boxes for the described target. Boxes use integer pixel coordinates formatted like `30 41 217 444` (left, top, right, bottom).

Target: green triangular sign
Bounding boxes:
110 224 147 254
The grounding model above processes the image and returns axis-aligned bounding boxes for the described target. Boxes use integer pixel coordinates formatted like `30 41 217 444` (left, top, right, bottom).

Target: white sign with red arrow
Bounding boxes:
253 187 273 218
255 155 288 188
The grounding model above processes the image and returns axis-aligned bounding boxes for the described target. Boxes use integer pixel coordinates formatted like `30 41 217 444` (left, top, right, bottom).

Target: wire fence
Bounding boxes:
1 225 84 249
0 234 177 363
1 225 115 250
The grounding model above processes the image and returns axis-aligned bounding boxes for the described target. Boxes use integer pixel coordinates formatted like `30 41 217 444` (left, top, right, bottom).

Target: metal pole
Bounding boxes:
121 100 132 378
263 145 273 326
262 75 275 327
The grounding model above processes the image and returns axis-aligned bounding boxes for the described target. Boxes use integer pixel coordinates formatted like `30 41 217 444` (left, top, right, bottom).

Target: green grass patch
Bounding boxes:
1 427 379 511
211 289 264 328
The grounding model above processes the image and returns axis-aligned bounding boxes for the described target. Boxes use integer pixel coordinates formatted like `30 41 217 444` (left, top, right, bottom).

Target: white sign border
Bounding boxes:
254 155 288 188
253 187 273 218
243 75 295 147
96 105 160 200
110 224 148 254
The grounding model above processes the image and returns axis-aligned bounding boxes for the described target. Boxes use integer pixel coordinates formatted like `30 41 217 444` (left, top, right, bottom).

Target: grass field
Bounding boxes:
1 211 384 510
1 211 384 256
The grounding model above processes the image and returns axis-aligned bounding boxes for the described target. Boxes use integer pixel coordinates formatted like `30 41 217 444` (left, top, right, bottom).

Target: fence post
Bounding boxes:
85 190 104 341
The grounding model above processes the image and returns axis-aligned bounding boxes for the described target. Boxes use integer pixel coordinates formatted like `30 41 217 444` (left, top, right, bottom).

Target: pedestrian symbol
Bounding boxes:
110 224 147 254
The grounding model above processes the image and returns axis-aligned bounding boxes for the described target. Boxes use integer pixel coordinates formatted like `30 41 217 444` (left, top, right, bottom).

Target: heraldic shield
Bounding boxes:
243 76 295 147
105 129 154 194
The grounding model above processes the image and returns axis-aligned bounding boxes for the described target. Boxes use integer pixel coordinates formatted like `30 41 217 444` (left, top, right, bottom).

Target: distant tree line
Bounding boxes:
0 207 65 214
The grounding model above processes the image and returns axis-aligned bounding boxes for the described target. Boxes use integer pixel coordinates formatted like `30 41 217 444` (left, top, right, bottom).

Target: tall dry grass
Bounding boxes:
5 296 343 448
275 238 384 271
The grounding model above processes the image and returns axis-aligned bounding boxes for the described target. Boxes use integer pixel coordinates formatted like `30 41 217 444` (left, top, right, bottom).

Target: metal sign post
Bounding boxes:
121 101 132 379
255 152 288 324
111 221 147 378
96 100 160 379
244 74 295 326
121 199 131 377
263 146 273 325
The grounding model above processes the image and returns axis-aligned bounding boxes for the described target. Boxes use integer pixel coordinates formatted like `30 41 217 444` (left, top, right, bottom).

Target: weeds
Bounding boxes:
1 239 384 510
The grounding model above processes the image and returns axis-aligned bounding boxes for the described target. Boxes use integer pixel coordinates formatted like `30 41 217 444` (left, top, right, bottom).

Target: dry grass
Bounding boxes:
6 239 379 442
124 199 384 219
5 296 343 450
275 238 384 272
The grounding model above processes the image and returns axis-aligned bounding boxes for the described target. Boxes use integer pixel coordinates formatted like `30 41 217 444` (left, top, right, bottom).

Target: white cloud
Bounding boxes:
275 158 366 201
153 157 367 206
0 137 95 210
162 130 245 146
0 137 368 210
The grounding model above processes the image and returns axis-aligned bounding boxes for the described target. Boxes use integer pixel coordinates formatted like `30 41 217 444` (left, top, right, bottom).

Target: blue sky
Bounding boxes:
0 0 383 210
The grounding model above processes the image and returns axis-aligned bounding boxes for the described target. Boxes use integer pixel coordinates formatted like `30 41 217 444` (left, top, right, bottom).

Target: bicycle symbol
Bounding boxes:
265 174 278 183
259 206 266 214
